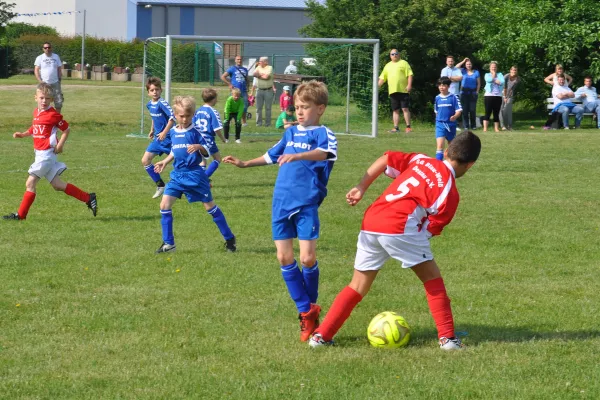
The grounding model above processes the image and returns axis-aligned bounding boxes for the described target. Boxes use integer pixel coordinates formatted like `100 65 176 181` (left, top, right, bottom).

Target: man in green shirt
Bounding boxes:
378 49 414 133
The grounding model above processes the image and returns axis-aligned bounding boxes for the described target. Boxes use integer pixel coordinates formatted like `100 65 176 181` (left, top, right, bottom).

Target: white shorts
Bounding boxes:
28 154 66 182
354 231 433 270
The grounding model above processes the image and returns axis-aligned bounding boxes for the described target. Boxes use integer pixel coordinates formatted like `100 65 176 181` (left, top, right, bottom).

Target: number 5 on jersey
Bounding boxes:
385 177 420 202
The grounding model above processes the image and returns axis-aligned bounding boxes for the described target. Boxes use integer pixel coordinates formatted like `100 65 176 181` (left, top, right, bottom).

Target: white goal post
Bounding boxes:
160 35 380 137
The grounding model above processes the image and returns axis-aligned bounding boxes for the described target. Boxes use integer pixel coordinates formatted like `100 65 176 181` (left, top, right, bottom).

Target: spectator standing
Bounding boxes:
284 60 298 75
544 64 573 86
253 57 275 127
482 61 505 132
456 58 480 130
575 76 600 129
440 56 463 96
34 42 64 113
378 48 414 133
221 55 250 126
500 66 521 131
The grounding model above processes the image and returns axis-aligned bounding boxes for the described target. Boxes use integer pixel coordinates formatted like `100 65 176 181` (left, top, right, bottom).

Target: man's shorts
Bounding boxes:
146 140 171 156
272 205 320 241
435 122 457 141
165 170 213 203
50 82 63 109
354 231 433 270
390 92 410 111
29 153 66 182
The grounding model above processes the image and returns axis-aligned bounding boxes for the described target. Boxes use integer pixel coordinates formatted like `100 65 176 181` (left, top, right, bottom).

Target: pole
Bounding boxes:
81 9 86 80
346 46 352 134
141 40 148 135
165 35 172 102
194 43 199 84
371 41 379 138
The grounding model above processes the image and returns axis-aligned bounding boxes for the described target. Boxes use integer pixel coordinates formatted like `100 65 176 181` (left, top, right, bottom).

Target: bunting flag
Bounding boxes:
17 11 82 17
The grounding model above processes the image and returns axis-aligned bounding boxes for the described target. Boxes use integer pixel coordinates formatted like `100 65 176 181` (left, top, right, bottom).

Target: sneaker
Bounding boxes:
86 193 98 217
456 127 462 132
152 186 165 199
3 212 21 220
225 139 229 144
439 336 465 350
242 123 248 127
235 139 242 144
543 126 551 130
224 236 236 252
564 126 570 130
155 242 176 254
308 332 334 348
299 304 321 342
405 127 413 133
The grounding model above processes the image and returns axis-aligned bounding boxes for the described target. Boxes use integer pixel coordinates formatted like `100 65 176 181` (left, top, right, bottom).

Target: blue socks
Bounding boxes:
206 160 220 177
160 209 174 245
145 164 162 183
436 150 444 161
207 205 234 240
281 261 311 313
302 262 320 304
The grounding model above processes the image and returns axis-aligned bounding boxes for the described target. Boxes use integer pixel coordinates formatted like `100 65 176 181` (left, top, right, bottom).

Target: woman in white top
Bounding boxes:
483 61 505 132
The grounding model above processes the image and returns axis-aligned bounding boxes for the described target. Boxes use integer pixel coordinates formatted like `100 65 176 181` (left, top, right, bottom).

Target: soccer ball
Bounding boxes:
367 311 411 349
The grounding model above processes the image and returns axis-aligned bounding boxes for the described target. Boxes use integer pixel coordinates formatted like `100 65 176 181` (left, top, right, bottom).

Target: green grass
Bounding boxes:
1 81 600 399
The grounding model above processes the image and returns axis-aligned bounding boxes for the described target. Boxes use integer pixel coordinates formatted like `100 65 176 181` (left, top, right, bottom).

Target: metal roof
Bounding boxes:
137 0 323 9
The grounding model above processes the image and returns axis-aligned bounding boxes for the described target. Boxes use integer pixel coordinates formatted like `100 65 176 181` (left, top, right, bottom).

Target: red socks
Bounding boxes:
18 191 36 219
65 183 90 203
316 286 363 341
424 277 455 339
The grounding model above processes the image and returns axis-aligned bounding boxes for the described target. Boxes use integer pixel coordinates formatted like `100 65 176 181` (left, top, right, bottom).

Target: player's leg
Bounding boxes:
4 175 41 220
223 116 231 141
157 194 177 253
51 174 97 216
205 148 221 178
142 150 166 198
277 237 310 311
435 124 447 160
234 115 242 142
202 199 236 252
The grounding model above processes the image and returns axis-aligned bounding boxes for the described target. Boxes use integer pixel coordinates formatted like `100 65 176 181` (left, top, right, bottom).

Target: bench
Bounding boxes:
546 97 596 126
273 73 326 86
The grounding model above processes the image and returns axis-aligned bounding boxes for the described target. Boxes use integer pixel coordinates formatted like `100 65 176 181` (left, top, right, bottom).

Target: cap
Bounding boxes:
283 86 290 91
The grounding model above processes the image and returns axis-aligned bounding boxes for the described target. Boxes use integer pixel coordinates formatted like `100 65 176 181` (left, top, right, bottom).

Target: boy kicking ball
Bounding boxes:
3 83 97 221
154 95 236 254
309 131 481 350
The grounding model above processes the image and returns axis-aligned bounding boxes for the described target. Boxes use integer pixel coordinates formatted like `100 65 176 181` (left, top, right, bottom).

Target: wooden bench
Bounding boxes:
273 73 326 86
546 97 596 126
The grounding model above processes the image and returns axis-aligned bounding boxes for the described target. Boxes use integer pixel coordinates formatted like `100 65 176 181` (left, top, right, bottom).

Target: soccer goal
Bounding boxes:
133 35 380 138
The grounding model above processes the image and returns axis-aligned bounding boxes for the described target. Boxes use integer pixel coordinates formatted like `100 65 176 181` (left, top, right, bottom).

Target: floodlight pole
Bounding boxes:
165 35 173 102
372 41 379 138
81 9 86 80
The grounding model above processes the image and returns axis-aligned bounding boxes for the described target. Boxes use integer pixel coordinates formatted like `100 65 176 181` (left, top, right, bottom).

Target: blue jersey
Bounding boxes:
147 98 175 144
193 105 223 139
169 124 210 172
434 94 462 123
226 65 249 93
264 125 337 219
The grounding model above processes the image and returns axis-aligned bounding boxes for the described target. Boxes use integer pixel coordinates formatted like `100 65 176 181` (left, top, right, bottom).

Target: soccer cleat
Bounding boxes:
308 332 334 348
86 193 97 217
155 242 176 254
152 186 165 199
3 212 21 220
235 139 242 144
299 304 321 342
439 336 465 350
224 236 237 252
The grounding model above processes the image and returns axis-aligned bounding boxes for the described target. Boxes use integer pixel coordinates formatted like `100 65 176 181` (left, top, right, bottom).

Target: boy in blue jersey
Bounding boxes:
154 95 236 254
434 77 462 161
193 88 226 178
223 81 337 341
142 77 176 198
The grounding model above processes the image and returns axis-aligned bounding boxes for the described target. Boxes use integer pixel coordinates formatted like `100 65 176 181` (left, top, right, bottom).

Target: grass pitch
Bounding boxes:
1 76 599 399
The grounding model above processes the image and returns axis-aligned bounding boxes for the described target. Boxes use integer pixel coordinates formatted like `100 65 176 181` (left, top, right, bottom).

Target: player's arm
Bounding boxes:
14 125 34 138
158 119 174 141
236 101 244 121
148 120 155 139
54 128 70 154
220 71 232 88
222 155 268 168
346 155 388 206
215 128 226 143
425 191 459 238
154 153 174 173
277 148 329 166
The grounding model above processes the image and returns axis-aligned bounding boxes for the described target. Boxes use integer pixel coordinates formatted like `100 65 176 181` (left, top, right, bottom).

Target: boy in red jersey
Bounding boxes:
309 131 481 350
3 83 97 221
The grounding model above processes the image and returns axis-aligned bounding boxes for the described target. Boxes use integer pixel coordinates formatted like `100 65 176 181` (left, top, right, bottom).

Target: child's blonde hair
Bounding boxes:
202 88 218 103
172 95 196 114
36 82 54 98
146 76 162 91
231 88 241 96
294 81 328 106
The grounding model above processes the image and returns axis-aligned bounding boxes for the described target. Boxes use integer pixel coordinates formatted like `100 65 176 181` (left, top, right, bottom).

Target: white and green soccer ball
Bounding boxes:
367 311 411 349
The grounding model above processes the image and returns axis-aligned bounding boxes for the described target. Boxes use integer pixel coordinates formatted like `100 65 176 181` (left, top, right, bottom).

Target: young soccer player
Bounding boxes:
280 85 293 112
194 88 226 178
308 131 481 350
276 105 298 130
3 83 97 221
223 88 244 144
154 95 236 254
142 77 176 198
223 81 337 341
434 77 462 161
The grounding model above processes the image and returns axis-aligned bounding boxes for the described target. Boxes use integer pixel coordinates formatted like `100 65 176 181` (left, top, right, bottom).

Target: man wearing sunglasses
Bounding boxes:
34 42 64 113
378 49 414 133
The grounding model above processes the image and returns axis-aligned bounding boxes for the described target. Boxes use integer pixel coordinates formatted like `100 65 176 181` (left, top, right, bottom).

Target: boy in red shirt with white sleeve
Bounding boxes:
3 83 97 221
309 131 481 350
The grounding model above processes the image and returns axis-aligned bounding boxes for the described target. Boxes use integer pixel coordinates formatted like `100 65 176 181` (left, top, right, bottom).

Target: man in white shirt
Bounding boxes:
552 75 583 129
34 42 64 112
440 56 462 96
284 60 298 75
575 76 600 129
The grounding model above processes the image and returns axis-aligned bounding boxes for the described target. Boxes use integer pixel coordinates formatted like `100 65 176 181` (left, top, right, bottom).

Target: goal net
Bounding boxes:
133 35 379 138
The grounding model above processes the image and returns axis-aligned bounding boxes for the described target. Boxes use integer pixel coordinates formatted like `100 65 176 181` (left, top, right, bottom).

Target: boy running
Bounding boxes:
3 83 97 220
154 95 236 254
193 88 226 178
309 131 481 350
223 81 337 341
434 77 462 161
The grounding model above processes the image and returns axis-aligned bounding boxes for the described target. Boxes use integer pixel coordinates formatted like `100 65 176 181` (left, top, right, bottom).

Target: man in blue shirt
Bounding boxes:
223 81 337 342
221 55 249 126
575 76 600 129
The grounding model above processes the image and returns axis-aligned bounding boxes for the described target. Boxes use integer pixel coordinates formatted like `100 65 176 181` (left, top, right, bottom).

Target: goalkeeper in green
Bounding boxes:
223 88 245 144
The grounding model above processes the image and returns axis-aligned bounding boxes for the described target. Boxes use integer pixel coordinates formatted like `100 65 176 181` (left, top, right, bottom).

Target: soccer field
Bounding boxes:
1 79 599 399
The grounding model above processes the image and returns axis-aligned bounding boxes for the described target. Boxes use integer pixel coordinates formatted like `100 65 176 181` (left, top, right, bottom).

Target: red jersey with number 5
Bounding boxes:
26 107 69 151
361 152 459 237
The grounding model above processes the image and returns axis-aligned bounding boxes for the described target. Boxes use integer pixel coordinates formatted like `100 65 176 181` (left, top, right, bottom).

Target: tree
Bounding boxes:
0 1 16 26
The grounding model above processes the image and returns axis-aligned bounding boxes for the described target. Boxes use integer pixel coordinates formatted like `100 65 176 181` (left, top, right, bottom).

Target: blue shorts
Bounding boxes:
435 122 456 141
164 169 213 203
146 140 171 156
272 205 320 241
